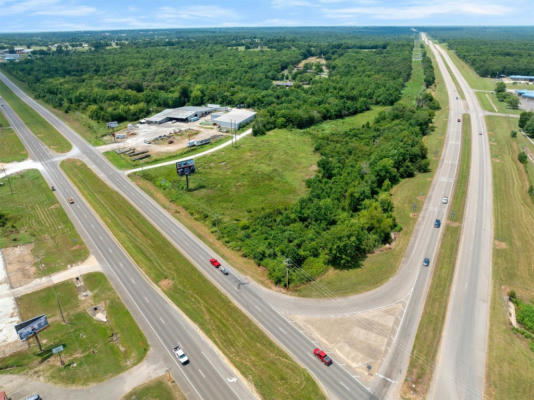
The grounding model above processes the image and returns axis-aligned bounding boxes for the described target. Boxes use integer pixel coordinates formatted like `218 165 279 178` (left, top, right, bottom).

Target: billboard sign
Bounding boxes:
106 121 118 129
52 345 64 354
176 159 196 176
14 314 48 341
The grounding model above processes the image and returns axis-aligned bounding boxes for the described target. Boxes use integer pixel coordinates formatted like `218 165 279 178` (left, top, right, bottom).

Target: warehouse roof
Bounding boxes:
516 90 534 99
510 75 534 80
213 109 256 125
145 106 215 123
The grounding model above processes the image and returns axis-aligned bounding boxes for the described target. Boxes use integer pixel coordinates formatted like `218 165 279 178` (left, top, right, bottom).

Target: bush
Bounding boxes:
511 130 518 138
518 151 528 164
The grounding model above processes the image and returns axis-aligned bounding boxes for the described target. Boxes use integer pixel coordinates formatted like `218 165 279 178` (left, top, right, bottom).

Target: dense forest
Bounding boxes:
425 27 534 77
1 28 413 131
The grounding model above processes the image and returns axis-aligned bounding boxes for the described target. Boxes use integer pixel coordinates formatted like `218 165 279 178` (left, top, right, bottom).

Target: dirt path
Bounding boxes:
0 348 166 400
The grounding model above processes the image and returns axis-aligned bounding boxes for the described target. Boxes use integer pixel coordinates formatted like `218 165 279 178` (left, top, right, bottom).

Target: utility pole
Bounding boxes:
33 330 42 352
284 258 290 290
56 291 66 324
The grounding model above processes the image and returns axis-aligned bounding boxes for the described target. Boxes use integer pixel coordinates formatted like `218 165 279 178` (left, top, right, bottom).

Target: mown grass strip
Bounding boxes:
402 114 471 399
0 80 71 153
123 376 186 400
61 158 325 400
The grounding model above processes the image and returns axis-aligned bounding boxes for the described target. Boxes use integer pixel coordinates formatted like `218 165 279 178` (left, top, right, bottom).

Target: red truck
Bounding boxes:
313 348 332 366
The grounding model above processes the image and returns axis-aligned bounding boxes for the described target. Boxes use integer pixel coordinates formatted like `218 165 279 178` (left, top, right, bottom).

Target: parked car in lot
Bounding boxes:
423 257 430 267
434 219 441 228
173 345 189 365
441 196 448 204
313 348 332 366
210 258 221 268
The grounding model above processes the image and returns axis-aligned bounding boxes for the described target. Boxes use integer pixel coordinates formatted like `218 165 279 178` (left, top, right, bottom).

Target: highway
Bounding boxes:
428 37 494 400
0 97 256 400
0 73 374 399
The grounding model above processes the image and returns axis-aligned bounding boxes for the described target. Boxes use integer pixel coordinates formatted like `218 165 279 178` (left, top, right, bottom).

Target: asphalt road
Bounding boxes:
428 37 494 400
0 72 376 399
0 97 255 400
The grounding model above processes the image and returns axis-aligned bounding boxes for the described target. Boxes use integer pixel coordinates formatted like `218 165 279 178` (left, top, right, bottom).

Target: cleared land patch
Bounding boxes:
0 272 147 385
0 170 88 276
0 80 71 153
0 111 27 163
123 376 186 400
61 158 325 400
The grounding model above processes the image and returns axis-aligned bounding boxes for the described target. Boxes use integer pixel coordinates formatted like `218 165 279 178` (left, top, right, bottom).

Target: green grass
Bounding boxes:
104 135 233 170
0 113 27 161
476 92 521 115
61 158 325 400
0 272 148 385
400 39 425 106
136 129 319 223
442 46 496 91
123 376 186 400
0 170 88 275
486 115 534 399
402 114 471 398
0 80 71 153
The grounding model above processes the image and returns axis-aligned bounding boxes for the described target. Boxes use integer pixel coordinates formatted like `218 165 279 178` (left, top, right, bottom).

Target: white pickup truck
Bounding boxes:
173 345 189 365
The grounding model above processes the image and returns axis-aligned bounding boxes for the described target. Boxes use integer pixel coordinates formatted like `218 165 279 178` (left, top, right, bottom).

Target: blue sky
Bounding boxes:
0 0 530 32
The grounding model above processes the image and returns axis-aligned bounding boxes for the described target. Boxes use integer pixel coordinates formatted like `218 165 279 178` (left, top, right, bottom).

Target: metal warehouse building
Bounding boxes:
516 90 534 111
510 75 534 82
145 106 215 124
212 109 256 130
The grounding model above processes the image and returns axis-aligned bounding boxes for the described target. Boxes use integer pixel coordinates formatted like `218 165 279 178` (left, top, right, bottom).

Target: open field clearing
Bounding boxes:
123 376 186 400
486 115 534 399
402 115 471 398
0 272 147 385
475 92 521 115
61 158 325 400
0 111 27 162
0 80 71 153
0 170 88 276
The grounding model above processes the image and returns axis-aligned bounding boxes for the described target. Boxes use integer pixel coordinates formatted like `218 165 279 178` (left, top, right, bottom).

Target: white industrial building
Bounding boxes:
212 109 256 130
145 106 215 124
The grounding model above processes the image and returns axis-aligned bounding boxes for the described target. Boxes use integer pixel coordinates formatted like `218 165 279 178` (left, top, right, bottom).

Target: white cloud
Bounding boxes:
0 0 95 17
33 5 96 16
157 5 239 21
322 1 511 20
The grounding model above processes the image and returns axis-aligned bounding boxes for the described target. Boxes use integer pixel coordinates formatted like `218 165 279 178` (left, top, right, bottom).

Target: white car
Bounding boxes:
173 345 189 365
442 196 448 204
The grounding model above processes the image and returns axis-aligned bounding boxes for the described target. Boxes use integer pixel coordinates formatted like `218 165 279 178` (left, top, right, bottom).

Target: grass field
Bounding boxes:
0 170 88 275
123 376 186 400
61 158 325 400
0 111 27 162
485 115 534 399
402 114 471 398
105 135 233 170
475 92 521 115
0 272 147 385
0 80 71 153
400 39 425 106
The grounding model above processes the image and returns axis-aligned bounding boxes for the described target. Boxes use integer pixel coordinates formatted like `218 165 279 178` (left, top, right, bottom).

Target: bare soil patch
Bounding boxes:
159 278 173 291
494 240 508 249
3 244 37 288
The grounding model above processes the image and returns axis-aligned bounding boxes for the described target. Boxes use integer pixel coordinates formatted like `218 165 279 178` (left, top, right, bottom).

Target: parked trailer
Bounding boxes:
131 154 151 161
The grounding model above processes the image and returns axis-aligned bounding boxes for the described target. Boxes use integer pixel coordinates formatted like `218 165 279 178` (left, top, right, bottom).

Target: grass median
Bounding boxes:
402 114 471 399
0 272 147 385
61 158 325 400
123 376 186 400
0 110 27 162
0 169 88 275
0 80 71 153
486 115 534 399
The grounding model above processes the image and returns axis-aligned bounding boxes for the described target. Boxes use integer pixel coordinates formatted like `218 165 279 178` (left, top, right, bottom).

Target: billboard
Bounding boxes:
176 159 196 176
14 314 48 341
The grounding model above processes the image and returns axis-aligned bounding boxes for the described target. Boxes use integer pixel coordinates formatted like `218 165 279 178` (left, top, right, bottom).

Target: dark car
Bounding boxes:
434 219 441 228
423 258 430 267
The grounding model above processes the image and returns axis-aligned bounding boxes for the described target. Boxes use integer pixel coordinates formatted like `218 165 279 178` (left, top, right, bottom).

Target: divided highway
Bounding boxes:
428 37 494 400
0 97 255 400
0 74 373 399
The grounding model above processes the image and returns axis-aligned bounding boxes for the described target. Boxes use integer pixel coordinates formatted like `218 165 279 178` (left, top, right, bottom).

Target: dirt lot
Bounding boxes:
98 114 229 156
287 302 404 386
3 243 37 288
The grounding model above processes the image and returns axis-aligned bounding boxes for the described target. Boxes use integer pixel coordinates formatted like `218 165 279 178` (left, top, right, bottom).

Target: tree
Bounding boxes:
519 111 534 130
506 95 519 109
495 81 506 93
518 151 528 164
511 130 518 138
327 220 369 269
252 117 267 136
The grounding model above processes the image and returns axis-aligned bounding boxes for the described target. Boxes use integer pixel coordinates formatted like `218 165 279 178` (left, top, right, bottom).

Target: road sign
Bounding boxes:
52 345 64 354
107 121 118 129
14 314 48 341
176 159 196 176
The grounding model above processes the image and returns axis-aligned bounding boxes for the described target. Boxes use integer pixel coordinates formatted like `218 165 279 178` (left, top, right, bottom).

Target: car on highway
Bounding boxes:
173 345 189 365
210 258 221 268
68 197 75 204
441 196 448 204
313 348 332 366
220 266 229 275
479 132 483 135
51 185 56 191
457 118 461 122
423 258 430 267
434 219 441 228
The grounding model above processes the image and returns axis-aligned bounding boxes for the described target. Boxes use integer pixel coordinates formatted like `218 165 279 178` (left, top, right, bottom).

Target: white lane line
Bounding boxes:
130 277 136 284
108 247 113 254
254 304 261 311
159 316 166 325
144 296 149 303
118 261 124 267
376 373 397 384
278 326 286 334
340 381 349 391
198 369 206 379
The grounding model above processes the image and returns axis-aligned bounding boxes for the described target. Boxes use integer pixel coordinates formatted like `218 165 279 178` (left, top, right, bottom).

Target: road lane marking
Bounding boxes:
108 248 113 254
198 369 206 379
339 382 349 391
144 296 149 303
278 326 286 334
376 373 397 384
159 316 166 325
